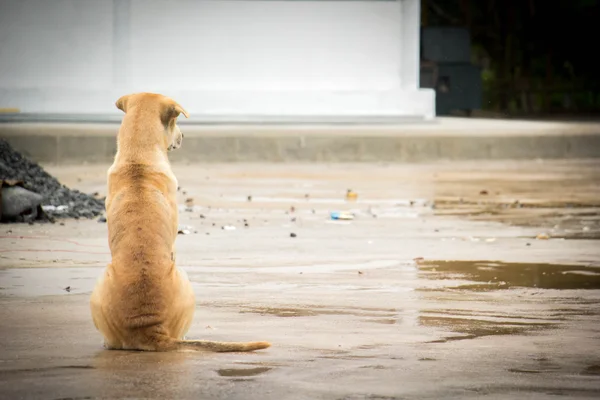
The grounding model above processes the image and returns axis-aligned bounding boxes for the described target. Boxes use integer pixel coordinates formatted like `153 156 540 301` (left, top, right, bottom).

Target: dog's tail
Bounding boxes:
174 339 271 352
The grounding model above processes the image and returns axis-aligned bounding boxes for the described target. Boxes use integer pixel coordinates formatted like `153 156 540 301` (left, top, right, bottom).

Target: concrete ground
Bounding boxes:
1 160 600 399
2 117 600 163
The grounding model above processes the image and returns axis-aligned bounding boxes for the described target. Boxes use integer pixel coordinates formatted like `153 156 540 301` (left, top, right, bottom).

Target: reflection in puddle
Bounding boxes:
418 260 600 290
217 367 272 377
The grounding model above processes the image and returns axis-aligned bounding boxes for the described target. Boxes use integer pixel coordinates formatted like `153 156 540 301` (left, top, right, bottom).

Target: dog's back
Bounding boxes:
106 163 177 335
107 163 176 267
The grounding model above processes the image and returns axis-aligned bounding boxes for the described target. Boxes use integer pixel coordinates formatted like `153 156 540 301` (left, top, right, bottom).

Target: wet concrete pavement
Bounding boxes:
1 160 600 399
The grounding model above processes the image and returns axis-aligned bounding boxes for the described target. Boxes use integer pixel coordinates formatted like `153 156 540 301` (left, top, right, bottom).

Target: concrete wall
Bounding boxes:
0 0 434 121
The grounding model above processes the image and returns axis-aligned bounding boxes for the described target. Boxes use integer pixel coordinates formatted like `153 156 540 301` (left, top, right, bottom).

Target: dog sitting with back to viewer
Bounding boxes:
90 92 270 352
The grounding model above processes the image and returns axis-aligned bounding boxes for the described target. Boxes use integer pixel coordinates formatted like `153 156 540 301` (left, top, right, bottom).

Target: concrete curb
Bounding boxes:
2 119 600 164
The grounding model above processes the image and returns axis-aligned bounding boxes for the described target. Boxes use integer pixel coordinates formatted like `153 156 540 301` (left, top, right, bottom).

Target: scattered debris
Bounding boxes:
290 206 296 213
330 211 354 221
346 189 358 201
185 198 194 212
247 195 252 202
177 224 194 235
536 233 550 240
358 271 363 275
199 214 206 219
64 286 71 292
305 194 310 200
290 232 297 238
97 216 107 223
479 190 489 195
413 257 425 264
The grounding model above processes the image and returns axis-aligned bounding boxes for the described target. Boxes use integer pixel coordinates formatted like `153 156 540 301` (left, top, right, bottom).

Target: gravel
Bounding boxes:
0 139 105 220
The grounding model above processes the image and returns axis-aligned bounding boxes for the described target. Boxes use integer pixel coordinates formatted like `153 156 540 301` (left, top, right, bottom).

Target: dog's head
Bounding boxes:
115 93 189 151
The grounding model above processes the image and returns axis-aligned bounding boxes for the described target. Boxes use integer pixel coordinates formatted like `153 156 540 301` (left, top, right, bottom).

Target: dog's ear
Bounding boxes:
160 100 189 125
115 95 130 113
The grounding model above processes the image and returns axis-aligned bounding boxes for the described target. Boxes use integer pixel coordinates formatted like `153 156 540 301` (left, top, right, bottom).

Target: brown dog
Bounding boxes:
90 93 270 352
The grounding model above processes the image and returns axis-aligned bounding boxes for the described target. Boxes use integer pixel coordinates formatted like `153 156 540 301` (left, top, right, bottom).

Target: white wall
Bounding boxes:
0 0 434 120
129 0 401 91
0 0 113 90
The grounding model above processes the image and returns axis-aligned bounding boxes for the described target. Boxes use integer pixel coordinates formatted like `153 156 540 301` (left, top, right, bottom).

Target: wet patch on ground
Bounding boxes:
581 365 600 375
0 266 99 297
415 260 600 342
0 365 95 375
217 367 272 377
418 260 600 290
432 198 600 239
419 314 557 343
239 305 399 321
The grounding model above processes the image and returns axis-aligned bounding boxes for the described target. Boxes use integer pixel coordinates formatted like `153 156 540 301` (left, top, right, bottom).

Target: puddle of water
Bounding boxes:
418 260 600 290
419 315 556 343
582 365 600 376
217 367 271 377
415 261 597 342
0 267 100 297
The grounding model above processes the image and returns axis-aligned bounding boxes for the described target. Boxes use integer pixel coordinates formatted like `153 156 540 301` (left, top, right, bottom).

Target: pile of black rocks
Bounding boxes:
0 139 104 220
